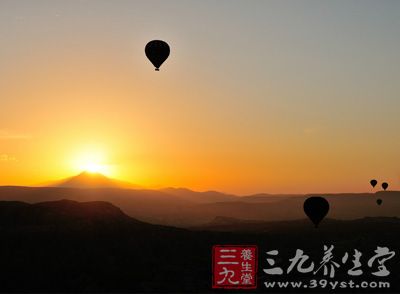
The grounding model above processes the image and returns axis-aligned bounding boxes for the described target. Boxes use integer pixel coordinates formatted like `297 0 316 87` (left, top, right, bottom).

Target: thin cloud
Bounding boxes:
0 130 32 140
0 154 17 162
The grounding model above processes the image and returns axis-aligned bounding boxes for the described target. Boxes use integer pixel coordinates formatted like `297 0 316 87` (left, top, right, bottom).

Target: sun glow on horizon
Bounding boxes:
81 162 110 175
71 147 113 177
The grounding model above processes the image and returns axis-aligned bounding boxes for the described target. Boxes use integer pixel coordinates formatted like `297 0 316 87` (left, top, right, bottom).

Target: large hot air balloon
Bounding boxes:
370 179 377 188
145 40 170 71
303 196 330 228
382 182 389 191
376 199 383 206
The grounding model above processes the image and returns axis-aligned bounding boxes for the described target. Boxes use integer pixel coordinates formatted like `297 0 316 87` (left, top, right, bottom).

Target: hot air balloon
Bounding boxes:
370 179 377 188
145 40 170 71
376 199 383 205
382 182 389 191
303 196 330 228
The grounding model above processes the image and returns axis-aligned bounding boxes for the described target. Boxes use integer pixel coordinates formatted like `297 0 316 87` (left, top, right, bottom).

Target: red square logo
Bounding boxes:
212 245 257 289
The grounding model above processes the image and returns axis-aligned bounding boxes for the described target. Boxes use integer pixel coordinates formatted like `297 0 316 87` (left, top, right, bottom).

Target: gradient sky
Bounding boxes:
0 0 399 194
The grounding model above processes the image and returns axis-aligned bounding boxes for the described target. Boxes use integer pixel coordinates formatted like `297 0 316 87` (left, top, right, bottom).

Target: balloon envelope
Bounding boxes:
376 199 383 205
382 182 389 191
145 40 170 71
303 196 330 228
370 179 377 188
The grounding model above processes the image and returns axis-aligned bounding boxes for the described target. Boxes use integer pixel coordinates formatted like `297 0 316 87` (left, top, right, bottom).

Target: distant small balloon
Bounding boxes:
382 182 389 191
303 196 330 228
145 40 170 71
376 199 383 205
370 179 377 188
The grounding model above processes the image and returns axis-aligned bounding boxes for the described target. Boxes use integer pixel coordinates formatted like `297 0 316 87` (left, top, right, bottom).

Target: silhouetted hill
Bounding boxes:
191 215 400 233
205 215 262 226
241 193 302 202
0 186 193 226
0 200 399 292
0 199 141 226
0 186 399 227
160 187 238 203
186 191 400 226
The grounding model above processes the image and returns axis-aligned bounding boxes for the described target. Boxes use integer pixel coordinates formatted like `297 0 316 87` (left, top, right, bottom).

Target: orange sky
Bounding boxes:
0 1 399 194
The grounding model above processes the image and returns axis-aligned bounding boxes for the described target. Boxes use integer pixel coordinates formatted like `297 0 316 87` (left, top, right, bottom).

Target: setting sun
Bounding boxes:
71 148 113 176
81 162 109 174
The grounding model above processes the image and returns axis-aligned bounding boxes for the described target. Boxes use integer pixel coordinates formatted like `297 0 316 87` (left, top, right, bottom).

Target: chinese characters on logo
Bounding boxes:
212 245 257 289
212 245 395 290
264 245 395 278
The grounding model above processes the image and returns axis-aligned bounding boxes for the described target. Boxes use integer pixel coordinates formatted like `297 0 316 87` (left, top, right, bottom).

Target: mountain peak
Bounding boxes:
54 172 138 189
75 171 109 179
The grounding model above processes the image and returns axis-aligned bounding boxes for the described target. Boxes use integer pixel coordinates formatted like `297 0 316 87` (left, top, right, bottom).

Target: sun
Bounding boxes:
81 162 109 174
71 148 113 176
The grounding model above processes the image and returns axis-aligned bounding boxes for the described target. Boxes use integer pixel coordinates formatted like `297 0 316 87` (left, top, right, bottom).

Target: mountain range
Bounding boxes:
0 172 398 227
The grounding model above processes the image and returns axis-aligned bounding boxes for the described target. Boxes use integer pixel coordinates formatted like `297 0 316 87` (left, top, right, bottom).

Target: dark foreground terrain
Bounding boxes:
0 200 398 293
1 185 399 227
